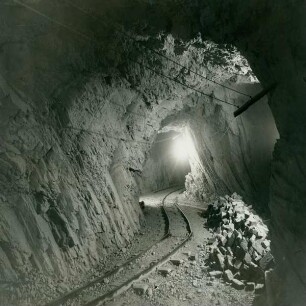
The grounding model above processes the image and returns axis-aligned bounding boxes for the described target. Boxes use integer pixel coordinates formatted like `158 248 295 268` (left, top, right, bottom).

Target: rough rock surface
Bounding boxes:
0 2 273 288
204 193 273 291
103 191 255 306
1 1 305 305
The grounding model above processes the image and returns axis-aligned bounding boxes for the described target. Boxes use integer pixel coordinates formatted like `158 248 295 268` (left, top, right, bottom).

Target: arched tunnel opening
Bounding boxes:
138 129 193 194
0 1 305 306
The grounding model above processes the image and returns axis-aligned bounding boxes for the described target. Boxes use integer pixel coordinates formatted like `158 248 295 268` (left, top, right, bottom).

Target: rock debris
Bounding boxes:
204 193 274 291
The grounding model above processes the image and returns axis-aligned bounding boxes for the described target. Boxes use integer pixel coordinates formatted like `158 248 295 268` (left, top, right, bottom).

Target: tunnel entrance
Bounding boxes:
138 130 191 194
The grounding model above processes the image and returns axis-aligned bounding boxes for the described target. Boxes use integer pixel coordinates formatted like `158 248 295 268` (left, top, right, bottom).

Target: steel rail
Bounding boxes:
84 188 193 306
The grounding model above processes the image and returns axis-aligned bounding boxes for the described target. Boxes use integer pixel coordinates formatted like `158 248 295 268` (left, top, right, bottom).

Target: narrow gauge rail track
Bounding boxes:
46 188 192 306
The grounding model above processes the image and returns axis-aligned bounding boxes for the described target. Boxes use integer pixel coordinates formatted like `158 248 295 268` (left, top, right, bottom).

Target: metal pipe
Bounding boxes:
234 83 277 117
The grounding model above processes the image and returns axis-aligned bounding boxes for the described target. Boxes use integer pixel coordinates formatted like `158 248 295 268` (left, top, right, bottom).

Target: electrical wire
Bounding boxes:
13 0 239 108
131 40 251 98
64 0 252 99
135 60 237 107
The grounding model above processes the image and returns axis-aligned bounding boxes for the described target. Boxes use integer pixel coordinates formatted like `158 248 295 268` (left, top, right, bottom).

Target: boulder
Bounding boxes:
233 259 243 270
243 252 253 265
158 267 172 277
239 238 249 253
259 252 274 271
255 283 265 293
261 240 270 249
232 279 244 290
209 271 222 278
216 253 225 270
133 283 148 295
226 232 235 247
252 241 265 256
246 282 255 291
225 255 234 270
224 269 234 282
170 259 183 266
188 253 197 261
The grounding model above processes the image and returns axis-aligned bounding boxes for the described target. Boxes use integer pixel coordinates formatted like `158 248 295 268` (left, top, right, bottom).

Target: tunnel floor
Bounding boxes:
18 189 257 306
84 189 255 306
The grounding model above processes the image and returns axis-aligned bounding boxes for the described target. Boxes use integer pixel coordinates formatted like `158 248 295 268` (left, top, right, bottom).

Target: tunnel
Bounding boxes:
138 130 192 193
0 1 305 305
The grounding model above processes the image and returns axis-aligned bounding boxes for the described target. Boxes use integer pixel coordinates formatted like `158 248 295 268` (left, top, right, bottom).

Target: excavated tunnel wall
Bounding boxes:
140 83 278 210
1 75 272 282
1 67 277 285
1 1 305 305
0 1 264 286
0 75 146 281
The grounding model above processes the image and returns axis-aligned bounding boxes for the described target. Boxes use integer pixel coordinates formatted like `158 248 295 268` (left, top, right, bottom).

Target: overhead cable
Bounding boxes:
65 0 252 99
13 0 238 108
136 60 237 107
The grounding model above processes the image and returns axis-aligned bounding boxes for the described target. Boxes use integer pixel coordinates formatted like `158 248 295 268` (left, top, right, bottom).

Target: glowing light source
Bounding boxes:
173 136 189 161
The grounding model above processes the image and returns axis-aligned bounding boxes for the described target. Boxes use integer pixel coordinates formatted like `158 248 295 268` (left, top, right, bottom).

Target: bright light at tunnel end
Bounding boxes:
172 136 189 161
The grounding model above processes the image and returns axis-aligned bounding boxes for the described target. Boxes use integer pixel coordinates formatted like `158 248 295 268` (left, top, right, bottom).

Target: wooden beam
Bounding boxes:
234 83 277 117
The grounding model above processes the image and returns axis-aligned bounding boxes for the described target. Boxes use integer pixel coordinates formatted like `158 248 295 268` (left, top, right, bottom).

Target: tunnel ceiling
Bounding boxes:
1 0 304 136
1 0 258 100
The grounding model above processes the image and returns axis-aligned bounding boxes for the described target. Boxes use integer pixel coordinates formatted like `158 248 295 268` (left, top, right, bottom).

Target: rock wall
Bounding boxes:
0 24 257 286
0 74 145 282
0 50 263 289
185 83 278 211
138 80 278 205
140 81 278 211
0 37 276 291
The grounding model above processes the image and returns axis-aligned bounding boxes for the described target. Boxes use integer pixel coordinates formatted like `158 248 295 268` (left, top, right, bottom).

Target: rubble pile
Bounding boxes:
204 193 274 292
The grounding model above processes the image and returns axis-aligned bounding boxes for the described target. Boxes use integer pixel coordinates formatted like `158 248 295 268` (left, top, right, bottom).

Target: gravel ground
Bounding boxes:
2 189 256 306
105 190 255 306
2 190 168 306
